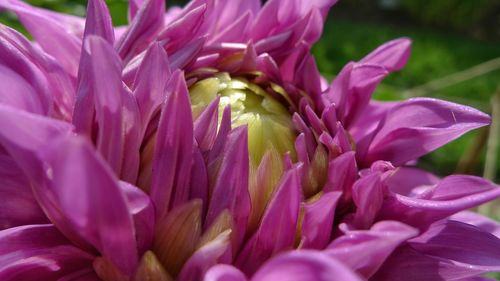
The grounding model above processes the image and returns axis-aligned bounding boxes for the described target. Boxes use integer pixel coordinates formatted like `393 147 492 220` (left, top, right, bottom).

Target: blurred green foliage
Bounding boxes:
401 0 499 30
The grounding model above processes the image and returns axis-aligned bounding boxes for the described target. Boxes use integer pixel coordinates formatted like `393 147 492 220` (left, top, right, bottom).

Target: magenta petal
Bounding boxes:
119 181 155 256
351 172 384 229
116 0 165 60
82 35 125 175
194 97 220 152
372 244 486 281
0 26 74 119
38 136 138 275
326 221 418 278
158 4 206 54
0 104 72 183
150 70 194 218
360 37 411 71
0 224 94 281
178 231 232 281
251 250 363 281
385 167 440 197
409 220 500 272
0 153 48 229
0 65 44 114
378 175 500 228
450 211 500 238
0 0 81 76
133 43 171 136
324 151 357 195
204 265 248 281
365 98 491 166
301 192 341 249
373 220 500 280
206 126 251 247
236 166 301 274
83 0 115 43
73 0 114 136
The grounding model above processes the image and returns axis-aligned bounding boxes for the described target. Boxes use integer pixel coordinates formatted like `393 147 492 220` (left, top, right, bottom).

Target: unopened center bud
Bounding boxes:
189 72 296 167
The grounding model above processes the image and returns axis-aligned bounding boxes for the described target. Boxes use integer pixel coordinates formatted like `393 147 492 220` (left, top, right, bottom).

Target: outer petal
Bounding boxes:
150 70 194 218
178 231 232 281
378 175 500 228
300 191 341 249
360 38 411 71
350 172 385 229
0 0 81 76
37 136 138 275
120 181 155 256
326 221 418 278
0 153 48 229
409 220 500 273
82 36 125 175
73 0 114 136
384 167 440 197
251 250 363 281
116 0 165 60
236 166 301 275
450 211 500 238
373 220 500 280
133 42 171 136
206 126 251 248
0 25 74 119
364 98 491 166
0 65 44 114
204 265 248 281
0 224 94 281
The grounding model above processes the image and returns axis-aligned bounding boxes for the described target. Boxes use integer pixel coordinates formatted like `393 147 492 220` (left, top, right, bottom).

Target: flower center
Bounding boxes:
189 72 297 167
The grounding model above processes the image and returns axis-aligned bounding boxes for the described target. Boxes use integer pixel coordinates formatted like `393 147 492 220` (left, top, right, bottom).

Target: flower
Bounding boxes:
0 0 499 280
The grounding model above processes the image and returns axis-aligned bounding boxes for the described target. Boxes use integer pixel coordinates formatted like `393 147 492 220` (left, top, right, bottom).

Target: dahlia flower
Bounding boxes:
0 0 499 280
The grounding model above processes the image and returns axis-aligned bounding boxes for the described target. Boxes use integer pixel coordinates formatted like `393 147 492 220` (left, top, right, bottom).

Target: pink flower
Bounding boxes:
0 0 499 280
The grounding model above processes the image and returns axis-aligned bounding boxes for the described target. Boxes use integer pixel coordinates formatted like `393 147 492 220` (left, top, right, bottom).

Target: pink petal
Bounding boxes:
206 126 251 248
150 70 194 218
204 265 248 281
236 166 301 274
301 191 341 249
0 0 82 76
378 175 500 228
360 38 411 71
0 224 94 281
82 36 125 175
116 0 165 61
251 250 363 281
38 136 138 275
365 98 491 166
326 221 418 278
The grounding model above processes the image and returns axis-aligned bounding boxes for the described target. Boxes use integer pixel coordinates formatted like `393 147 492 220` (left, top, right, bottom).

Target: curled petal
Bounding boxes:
0 224 94 281
373 220 500 280
204 265 247 281
365 98 491 166
251 250 363 281
378 175 500 228
326 221 418 278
